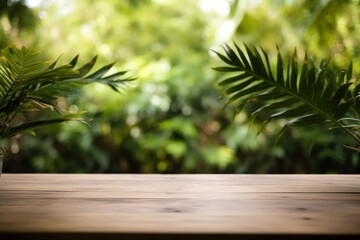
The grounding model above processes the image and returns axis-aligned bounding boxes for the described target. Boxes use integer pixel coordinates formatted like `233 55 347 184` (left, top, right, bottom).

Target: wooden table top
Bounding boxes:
0 174 359 240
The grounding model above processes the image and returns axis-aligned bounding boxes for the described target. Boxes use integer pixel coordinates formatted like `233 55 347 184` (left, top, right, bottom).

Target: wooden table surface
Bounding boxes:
0 174 359 240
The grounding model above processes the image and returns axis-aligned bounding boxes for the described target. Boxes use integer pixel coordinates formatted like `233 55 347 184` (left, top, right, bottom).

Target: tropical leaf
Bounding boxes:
0 113 85 139
0 45 134 139
213 42 360 147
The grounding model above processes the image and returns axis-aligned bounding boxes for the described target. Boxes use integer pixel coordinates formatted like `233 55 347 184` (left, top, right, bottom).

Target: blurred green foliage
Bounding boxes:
0 0 38 47
1 0 359 173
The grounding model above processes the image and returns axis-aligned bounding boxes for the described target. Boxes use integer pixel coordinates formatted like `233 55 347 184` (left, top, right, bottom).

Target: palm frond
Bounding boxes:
0 112 85 139
0 45 134 139
213 42 360 146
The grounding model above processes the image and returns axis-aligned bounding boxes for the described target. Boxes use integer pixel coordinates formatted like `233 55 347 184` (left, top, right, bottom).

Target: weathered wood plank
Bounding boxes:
0 174 359 239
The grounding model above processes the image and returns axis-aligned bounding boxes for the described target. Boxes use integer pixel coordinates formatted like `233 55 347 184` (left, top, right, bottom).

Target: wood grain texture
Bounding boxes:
0 174 359 240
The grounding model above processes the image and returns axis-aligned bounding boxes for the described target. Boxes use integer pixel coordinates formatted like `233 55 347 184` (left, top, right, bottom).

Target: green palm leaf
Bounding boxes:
213 42 360 149
0 112 85 139
0 46 134 140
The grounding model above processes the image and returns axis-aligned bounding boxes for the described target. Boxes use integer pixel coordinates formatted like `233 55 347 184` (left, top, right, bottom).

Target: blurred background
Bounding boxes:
0 0 359 173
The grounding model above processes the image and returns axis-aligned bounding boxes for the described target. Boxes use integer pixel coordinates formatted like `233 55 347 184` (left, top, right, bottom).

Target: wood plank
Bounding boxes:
1 174 359 192
0 174 359 239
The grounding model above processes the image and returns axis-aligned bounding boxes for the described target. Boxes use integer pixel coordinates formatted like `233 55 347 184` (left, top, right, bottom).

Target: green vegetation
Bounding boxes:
214 43 360 151
0 46 132 139
0 45 132 173
0 0 359 173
